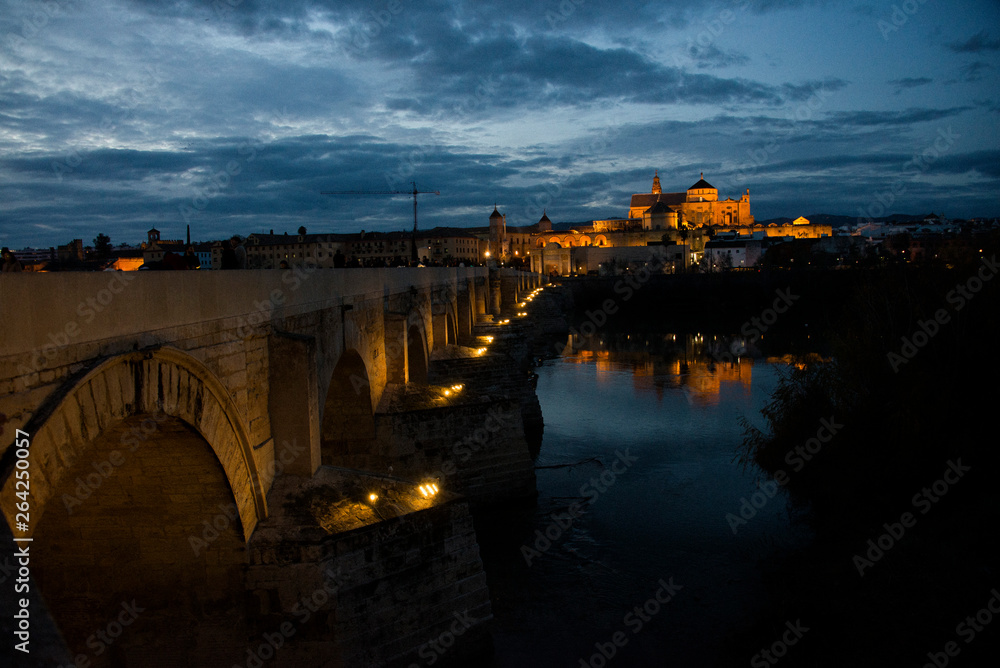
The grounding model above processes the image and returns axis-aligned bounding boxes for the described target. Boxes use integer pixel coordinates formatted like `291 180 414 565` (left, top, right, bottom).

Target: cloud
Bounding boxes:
948 30 1000 53
825 107 971 127
780 78 849 102
956 61 994 82
888 77 933 94
686 44 751 69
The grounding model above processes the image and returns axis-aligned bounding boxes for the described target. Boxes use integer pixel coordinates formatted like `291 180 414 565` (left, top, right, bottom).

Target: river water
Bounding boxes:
476 333 814 667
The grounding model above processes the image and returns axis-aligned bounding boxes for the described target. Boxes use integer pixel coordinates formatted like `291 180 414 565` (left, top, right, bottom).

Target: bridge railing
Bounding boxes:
0 267 487 357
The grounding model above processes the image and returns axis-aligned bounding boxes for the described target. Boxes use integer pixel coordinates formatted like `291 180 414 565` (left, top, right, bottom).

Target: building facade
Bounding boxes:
628 172 754 228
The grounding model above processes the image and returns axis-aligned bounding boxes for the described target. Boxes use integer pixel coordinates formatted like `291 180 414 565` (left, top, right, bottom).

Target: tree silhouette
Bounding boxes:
93 233 112 258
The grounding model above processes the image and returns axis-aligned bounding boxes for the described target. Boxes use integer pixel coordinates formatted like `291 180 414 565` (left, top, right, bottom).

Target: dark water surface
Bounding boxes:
477 335 814 667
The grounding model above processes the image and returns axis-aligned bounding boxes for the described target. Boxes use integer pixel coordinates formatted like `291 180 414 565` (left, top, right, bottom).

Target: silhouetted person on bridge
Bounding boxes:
221 236 246 269
184 246 200 270
1 248 23 273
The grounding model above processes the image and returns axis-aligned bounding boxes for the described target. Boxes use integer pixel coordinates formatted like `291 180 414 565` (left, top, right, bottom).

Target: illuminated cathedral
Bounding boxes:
627 171 754 229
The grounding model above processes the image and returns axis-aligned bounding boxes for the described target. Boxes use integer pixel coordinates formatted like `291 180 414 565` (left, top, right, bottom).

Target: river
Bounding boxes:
476 332 815 667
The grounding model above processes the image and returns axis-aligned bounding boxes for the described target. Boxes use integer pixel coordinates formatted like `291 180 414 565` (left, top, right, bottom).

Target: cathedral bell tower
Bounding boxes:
652 170 662 195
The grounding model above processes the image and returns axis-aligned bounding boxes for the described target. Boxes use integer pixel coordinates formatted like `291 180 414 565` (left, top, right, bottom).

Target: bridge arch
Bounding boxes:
1 347 266 535
0 347 263 663
321 349 376 467
407 322 428 384
447 311 458 345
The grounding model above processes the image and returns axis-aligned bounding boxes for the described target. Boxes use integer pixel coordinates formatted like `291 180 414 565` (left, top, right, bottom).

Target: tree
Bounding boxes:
93 233 112 258
298 226 307 236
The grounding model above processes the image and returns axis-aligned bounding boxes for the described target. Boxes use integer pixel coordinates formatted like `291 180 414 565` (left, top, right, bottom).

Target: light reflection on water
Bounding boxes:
479 333 815 668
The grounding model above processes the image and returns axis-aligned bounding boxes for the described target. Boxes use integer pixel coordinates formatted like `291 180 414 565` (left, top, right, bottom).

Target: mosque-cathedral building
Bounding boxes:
481 172 832 275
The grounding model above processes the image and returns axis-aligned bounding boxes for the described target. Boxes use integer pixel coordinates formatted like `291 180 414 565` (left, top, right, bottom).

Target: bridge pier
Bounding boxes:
474 275 487 316
456 282 475 346
488 271 502 316
269 330 321 477
245 469 493 667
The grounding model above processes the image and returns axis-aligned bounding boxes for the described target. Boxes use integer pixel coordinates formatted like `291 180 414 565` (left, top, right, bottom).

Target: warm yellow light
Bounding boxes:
518 312 527 316
444 390 451 396
368 493 379 502
451 384 464 391
484 251 491 258
419 485 429 497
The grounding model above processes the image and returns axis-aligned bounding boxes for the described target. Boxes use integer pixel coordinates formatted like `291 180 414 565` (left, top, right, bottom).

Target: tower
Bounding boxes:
489 205 507 261
652 170 662 195
536 209 552 232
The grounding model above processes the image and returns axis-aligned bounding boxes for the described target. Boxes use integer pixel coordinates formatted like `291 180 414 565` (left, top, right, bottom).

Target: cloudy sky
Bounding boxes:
1 0 999 249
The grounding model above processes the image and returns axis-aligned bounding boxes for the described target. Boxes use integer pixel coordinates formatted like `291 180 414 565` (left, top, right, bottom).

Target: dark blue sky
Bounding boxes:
1 0 999 248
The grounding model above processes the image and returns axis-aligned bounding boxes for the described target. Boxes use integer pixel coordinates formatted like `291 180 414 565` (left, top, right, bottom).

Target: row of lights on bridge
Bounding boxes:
361 289 549 514
366 480 441 505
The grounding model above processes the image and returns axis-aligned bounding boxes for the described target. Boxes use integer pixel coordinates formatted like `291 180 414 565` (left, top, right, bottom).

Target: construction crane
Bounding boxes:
320 181 440 264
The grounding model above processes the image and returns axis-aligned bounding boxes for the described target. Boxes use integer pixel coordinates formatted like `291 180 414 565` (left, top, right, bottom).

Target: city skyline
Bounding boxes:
2 0 999 249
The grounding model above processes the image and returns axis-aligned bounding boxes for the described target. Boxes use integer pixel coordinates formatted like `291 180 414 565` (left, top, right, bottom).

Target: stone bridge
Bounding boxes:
0 267 545 667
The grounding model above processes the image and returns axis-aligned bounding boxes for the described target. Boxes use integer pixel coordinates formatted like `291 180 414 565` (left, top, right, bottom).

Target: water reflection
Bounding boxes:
557 332 770 407
478 331 817 667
